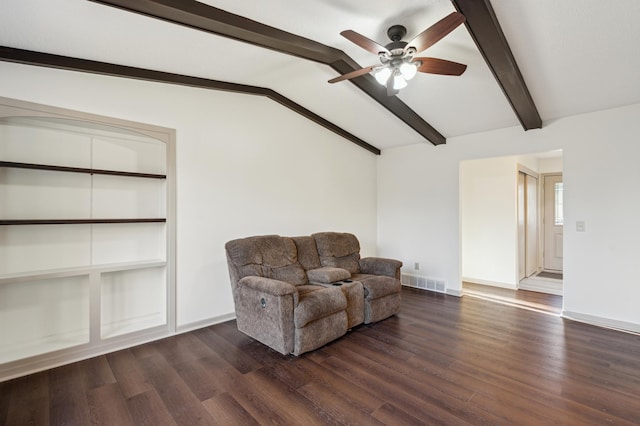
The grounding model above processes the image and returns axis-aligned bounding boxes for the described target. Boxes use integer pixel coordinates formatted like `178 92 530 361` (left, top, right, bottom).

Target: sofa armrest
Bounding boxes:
307 267 351 284
359 257 403 279
238 275 297 297
235 276 297 355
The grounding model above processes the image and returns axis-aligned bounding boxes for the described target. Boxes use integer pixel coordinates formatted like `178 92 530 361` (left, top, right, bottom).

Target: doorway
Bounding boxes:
460 151 563 295
519 171 564 295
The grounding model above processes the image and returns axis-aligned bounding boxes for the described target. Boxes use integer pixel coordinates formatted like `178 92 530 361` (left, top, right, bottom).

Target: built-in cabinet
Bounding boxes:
0 98 175 381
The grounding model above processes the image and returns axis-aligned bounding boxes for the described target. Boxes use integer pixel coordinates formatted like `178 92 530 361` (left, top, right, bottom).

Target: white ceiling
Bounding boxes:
1 0 640 151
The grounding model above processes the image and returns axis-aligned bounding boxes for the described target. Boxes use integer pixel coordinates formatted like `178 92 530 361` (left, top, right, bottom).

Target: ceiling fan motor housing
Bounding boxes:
385 25 409 51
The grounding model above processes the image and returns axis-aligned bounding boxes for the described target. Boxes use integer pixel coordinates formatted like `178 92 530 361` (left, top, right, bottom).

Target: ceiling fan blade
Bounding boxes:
415 57 467 76
328 65 380 83
407 12 466 53
340 30 389 55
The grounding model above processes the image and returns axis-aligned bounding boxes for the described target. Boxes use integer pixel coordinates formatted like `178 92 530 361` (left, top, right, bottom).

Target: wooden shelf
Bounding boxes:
0 161 166 179
0 259 167 284
0 218 166 225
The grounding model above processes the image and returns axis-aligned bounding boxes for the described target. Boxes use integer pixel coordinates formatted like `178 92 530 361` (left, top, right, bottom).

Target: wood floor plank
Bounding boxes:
126 389 177 426
48 363 91 425
297 380 385 425
130 341 163 360
154 332 216 366
86 382 135 425
79 355 117 390
0 381 7 425
3 372 49 425
372 402 427 426
192 327 262 375
106 349 153 399
137 353 216 425
240 367 341 425
289 356 386 414
342 332 480 409
3 286 640 425
174 355 244 402
320 347 473 425
202 392 260 426
222 374 293 425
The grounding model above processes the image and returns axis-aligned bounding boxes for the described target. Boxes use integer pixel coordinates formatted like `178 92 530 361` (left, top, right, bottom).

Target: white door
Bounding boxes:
544 174 564 271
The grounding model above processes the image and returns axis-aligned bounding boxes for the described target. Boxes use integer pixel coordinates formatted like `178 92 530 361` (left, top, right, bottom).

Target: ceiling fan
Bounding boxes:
329 12 467 96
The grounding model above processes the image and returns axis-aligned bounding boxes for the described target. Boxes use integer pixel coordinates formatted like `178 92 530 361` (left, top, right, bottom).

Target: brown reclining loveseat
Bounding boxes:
225 232 402 355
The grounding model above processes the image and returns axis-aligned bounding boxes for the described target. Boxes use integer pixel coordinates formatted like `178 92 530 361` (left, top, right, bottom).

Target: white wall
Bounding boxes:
0 61 379 328
460 156 519 288
379 103 640 330
537 156 563 174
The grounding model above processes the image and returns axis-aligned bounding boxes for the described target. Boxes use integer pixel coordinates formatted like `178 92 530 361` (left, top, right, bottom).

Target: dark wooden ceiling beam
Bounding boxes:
451 0 542 130
0 46 380 155
88 0 446 145
90 0 341 64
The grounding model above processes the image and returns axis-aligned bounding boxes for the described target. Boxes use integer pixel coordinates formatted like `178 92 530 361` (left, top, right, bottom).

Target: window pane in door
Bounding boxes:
554 182 564 225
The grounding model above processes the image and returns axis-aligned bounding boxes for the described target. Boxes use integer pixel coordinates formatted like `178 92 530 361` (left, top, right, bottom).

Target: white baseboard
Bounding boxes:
175 312 236 334
562 311 640 335
446 288 463 297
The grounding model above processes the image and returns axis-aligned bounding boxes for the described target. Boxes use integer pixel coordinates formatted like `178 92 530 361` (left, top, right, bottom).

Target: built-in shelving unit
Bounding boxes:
0 97 176 381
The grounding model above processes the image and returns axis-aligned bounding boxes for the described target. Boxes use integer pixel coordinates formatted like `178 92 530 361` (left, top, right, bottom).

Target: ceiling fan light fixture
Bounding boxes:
399 61 418 80
374 67 392 85
393 71 408 90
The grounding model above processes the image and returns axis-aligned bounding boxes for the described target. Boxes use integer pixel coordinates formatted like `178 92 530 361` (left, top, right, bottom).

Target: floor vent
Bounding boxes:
401 273 447 294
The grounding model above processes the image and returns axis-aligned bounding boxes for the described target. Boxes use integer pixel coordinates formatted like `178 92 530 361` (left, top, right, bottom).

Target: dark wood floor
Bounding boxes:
2 286 640 425
463 281 563 315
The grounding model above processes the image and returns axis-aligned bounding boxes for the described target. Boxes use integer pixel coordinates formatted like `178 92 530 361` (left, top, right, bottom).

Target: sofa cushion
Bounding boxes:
292 236 322 270
307 267 351 284
294 286 347 328
226 235 307 285
267 262 307 286
351 274 401 299
313 232 361 274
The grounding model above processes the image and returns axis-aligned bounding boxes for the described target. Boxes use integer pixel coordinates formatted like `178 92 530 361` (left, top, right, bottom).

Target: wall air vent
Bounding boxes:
401 273 447 294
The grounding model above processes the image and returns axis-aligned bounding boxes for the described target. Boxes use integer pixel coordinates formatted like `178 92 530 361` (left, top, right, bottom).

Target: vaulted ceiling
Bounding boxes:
1 0 640 153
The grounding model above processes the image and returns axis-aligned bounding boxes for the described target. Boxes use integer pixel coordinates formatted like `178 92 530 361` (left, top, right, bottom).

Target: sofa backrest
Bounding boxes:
292 236 322 271
225 235 308 290
312 232 361 274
